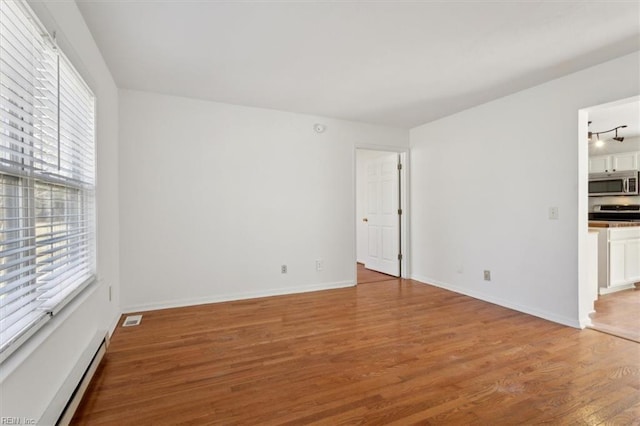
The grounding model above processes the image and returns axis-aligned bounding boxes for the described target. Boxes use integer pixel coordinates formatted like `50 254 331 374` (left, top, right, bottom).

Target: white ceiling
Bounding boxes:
76 0 640 129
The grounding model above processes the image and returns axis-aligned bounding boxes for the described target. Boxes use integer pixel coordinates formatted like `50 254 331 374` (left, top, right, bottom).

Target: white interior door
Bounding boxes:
364 153 400 276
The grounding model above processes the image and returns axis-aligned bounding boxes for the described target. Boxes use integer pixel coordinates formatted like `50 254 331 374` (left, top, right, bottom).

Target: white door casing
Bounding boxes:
365 153 400 276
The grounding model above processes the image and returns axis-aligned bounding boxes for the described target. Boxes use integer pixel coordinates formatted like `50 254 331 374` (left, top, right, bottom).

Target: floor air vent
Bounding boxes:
122 314 142 327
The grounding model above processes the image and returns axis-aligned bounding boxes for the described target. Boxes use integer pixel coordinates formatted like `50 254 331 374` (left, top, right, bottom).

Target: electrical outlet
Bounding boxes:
549 206 559 220
483 270 491 281
316 259 324 272
281 265 287 274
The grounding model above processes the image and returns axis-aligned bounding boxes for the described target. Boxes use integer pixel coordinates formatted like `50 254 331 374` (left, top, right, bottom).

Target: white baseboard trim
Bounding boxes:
122 280 355 314
579 315 593 329
411 274 582 329
599 283 635 295
108 312 121 340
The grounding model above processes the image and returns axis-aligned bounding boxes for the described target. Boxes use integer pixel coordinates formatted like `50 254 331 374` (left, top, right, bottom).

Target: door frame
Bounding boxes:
353 144 410 282
577 95 639 327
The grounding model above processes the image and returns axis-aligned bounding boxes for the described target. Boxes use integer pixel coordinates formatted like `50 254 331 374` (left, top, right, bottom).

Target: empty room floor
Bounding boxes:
73 280 640 424
356 262 400 284
590 287 640 343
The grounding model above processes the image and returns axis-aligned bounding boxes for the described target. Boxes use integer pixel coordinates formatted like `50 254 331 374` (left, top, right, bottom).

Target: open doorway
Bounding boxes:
579 96 640 342
355 147 408 284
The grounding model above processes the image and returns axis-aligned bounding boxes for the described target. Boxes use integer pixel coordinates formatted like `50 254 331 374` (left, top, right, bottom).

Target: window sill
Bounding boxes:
0 278 101 380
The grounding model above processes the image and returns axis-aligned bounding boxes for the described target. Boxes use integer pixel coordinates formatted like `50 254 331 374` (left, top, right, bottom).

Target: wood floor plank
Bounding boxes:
590 287 640 342
356 263 399 284
72 278 640 425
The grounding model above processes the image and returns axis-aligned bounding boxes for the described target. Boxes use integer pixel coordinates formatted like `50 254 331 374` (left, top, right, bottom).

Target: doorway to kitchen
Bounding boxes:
579 96 640 342
355 147 408 284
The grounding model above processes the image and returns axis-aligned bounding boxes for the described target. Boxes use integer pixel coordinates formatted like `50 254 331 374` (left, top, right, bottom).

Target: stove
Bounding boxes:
589 204 640 222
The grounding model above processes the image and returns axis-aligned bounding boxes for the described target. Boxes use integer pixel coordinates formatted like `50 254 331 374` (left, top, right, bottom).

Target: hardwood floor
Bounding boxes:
73 280 640 425
357 262 399 284
590 287 640 343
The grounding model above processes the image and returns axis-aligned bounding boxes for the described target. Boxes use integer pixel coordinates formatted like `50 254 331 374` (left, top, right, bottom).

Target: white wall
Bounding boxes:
0 1 120 422
410 52 639 327
119 90 408 311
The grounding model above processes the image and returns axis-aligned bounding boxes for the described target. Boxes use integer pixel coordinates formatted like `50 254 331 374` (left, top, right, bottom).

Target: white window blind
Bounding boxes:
0 0 96 362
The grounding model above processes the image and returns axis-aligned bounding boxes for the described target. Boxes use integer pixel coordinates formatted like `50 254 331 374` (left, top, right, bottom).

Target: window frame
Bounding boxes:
0 0 97 364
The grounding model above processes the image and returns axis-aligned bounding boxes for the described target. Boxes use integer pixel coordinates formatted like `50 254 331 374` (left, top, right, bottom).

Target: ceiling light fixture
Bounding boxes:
588 124 627 144
612 128 624 142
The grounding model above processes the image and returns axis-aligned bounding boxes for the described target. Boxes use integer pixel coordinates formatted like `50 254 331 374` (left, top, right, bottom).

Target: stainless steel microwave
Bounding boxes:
589 170 639 196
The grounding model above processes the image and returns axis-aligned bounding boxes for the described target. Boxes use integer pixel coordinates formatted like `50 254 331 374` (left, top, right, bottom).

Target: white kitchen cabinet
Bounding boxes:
625 238 640 281
611 151 639 172
608 240 627 287
589 151 639 173
596 227 640 294
589 156 611 173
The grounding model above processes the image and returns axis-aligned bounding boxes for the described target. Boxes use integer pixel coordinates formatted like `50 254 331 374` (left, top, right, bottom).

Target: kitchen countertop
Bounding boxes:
588 221 640 228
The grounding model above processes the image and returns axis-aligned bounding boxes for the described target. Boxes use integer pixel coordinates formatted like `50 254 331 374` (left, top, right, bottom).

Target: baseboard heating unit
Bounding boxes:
40 332 109 425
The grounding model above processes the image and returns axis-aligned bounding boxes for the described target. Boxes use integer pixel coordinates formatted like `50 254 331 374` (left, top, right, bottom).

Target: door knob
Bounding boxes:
362 218 368 222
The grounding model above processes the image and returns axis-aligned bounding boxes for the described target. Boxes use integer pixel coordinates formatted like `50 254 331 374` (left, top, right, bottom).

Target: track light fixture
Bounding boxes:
588 124 627 144
612 128 624 142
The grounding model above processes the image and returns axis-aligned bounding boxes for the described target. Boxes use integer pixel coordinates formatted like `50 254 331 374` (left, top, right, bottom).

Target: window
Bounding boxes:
0 0 96 362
